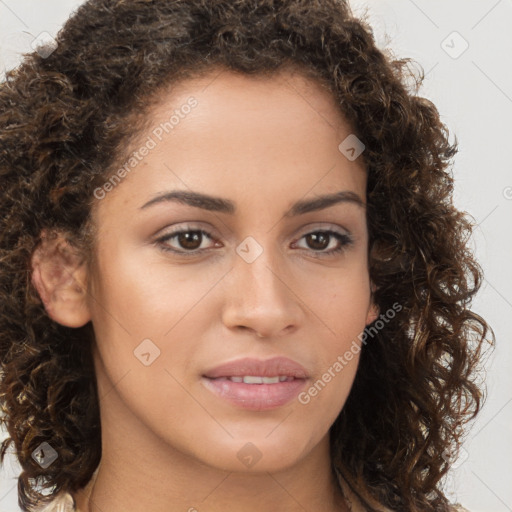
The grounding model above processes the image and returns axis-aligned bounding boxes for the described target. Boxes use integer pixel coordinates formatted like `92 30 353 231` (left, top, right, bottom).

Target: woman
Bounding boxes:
0 0 493 511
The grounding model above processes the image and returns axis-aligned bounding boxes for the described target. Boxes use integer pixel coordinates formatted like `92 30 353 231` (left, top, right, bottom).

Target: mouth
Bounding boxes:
210 375 297 383
201 356 309 410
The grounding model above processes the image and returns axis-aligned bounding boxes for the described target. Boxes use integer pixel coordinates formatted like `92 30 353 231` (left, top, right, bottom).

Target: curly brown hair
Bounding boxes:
0 0 494 511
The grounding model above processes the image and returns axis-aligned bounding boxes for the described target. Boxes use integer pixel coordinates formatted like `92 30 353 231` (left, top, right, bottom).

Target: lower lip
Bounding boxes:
201 377 308 410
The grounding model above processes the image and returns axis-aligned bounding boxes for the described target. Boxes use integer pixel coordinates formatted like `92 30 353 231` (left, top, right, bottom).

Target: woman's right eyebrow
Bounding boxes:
139 189 366 216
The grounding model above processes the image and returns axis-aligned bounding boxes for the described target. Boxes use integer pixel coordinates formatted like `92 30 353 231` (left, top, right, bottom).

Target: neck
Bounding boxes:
73 405 349 512
74 437 349 512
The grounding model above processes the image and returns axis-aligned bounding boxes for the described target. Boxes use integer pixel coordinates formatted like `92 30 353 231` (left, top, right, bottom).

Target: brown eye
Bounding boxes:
293 230 353 257
305 232 330 250
156 227 217 255
156 226 353 258
175 231 203 250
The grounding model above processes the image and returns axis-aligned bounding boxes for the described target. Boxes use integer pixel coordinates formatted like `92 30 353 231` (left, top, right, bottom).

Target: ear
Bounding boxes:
30 229 91 328
366 281 379 325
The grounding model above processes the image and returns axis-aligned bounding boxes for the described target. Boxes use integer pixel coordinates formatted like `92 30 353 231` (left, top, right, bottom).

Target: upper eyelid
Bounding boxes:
156 223 353 249
157 221 352 238
159 221 352 236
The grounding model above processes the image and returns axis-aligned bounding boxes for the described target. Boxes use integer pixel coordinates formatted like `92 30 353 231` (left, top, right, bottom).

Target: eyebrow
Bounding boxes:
140 189 365 216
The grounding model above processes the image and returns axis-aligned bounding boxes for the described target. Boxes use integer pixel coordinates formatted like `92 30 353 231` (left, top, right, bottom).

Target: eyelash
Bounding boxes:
155 225 354 258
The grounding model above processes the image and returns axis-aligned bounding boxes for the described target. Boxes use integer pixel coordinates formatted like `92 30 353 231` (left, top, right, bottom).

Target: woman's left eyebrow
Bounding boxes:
139 189 366 215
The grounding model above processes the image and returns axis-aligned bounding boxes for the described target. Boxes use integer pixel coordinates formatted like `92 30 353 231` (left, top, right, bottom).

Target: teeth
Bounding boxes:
244 376 265 384
225 375 293 384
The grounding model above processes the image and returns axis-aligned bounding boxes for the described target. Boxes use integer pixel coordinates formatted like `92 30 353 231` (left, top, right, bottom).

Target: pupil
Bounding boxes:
179 231 201 250
308 232 328 250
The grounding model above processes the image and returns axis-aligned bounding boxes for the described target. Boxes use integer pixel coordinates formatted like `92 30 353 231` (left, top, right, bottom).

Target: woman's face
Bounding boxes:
86 68 378 473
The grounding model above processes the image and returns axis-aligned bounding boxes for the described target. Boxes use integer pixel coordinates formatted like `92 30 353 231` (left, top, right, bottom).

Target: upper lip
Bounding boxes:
203 356 309 379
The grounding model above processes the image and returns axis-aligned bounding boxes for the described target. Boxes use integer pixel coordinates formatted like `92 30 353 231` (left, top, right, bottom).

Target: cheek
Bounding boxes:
88 242 202 339
87 244 219 398
298 293 364 418
302 262 372 337
294 350 360 447
295 267 369 409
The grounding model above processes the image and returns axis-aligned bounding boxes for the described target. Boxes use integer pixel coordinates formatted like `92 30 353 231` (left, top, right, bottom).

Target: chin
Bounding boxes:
194 435 313 474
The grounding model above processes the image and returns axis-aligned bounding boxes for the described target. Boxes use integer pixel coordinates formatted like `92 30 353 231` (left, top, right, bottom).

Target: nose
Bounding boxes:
221 240 303 339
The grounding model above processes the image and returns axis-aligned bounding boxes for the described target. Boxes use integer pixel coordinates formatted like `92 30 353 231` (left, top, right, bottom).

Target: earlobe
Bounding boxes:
30 230 91 328
366 302 379 325
366 281 379 325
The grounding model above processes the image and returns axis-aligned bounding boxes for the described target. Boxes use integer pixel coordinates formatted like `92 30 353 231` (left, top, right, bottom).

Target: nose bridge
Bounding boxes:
222 233 300 337
235 234 286 302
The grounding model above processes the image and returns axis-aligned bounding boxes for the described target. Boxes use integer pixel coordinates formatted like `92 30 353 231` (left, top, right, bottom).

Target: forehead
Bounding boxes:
147 66 353 143
94 67 367 219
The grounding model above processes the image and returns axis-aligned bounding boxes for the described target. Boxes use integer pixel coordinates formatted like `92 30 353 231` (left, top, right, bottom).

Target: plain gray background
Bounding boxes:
1 1 511 511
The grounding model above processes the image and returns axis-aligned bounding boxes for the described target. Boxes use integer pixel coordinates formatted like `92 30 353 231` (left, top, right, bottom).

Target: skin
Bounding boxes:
31 67 379 512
